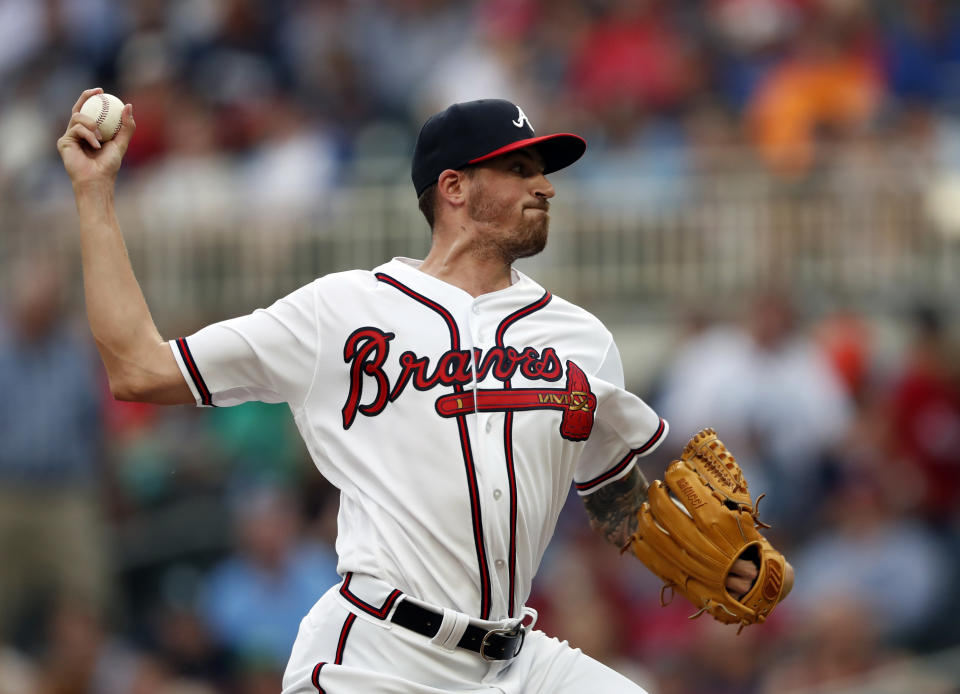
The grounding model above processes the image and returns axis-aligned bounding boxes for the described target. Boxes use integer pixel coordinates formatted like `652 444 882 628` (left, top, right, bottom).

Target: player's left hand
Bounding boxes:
725 558 759 598
625 428 792 631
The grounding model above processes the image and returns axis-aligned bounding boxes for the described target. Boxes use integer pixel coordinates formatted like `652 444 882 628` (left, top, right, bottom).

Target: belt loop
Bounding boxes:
519 606 538 632
430 607 470 651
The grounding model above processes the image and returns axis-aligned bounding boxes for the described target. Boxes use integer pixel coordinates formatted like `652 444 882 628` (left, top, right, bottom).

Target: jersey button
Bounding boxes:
485 420 493 433
472 304 480 314
495 559 506 569
493 489 502 500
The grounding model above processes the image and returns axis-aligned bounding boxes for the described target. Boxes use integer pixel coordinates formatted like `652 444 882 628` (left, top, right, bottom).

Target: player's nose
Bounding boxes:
533 173 555 200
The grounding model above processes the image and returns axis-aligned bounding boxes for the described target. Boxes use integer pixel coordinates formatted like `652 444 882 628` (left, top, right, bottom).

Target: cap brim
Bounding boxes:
468 133 587 175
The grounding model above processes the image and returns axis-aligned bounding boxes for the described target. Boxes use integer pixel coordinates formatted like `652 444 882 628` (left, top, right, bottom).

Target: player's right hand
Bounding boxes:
57 88 135 188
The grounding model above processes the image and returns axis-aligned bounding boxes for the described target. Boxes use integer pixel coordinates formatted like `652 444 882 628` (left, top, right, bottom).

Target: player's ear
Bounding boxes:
436 168 469 208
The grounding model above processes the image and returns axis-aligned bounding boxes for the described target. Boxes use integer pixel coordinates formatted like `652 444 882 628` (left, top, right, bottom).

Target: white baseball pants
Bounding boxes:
281 574 647 694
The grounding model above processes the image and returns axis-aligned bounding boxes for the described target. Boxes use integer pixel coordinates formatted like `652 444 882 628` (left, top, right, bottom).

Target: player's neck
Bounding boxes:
419 232 513 297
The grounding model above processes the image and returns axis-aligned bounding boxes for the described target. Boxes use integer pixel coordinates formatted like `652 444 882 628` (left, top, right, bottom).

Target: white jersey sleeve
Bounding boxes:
573 336 668 495
168 282 319 408
595 335 626 387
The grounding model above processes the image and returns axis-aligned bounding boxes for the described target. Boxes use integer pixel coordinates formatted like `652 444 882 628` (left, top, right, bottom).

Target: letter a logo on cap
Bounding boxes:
512 105 533 132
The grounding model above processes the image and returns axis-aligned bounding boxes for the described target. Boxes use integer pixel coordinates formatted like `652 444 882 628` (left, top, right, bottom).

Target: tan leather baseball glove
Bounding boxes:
626 428 789 632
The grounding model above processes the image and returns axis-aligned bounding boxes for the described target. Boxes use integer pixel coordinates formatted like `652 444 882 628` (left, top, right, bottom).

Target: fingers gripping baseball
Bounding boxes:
58 88 136 187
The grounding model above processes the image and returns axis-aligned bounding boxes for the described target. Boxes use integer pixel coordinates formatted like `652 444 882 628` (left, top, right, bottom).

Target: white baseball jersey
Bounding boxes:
169 257 667 621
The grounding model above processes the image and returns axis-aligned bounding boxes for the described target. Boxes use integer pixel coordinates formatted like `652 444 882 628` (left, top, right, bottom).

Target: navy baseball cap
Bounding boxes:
412 99 587 197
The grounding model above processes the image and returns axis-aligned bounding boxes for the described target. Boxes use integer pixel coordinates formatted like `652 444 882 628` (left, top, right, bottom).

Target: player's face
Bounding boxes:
465 149 555 263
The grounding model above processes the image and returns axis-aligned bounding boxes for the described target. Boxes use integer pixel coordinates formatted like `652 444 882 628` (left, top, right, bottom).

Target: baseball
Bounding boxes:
79 92 124 141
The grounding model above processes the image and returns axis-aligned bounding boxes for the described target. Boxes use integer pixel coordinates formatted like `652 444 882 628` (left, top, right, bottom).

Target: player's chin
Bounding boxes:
513 224 548 259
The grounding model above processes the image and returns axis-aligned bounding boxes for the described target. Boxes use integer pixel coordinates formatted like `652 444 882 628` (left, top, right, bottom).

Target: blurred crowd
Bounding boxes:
2 0 960 693
5 0 960 205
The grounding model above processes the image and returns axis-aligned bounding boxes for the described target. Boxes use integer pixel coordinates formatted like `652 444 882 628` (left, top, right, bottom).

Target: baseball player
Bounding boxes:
59 90 775 693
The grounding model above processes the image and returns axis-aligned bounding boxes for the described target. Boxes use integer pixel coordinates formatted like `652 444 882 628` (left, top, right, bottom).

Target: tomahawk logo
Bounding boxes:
512 105 533 131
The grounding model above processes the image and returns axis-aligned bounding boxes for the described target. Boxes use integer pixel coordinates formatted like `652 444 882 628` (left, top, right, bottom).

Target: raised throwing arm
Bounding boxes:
57 88 193 405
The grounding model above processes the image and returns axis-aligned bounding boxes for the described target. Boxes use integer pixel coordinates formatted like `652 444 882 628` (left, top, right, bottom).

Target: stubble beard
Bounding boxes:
467 184 549 264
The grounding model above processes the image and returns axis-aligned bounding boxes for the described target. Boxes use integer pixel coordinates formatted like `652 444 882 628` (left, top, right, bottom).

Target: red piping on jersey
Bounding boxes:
335 612 356 664
495 291 552 617
375 272 493 620
339 572 402 619
175 337 214 406
311 612 356 693
311 662 325 693
575 417 667 492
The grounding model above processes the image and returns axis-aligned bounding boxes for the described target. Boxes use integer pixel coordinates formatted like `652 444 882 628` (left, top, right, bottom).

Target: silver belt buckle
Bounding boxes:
479 624 525 661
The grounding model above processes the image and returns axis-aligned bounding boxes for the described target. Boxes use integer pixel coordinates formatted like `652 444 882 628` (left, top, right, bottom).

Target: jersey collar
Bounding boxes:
378 257 544 306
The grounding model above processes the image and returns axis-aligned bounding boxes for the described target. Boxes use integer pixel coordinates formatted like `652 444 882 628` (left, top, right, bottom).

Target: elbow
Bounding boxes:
107 368 154 402
99 343 167 403
105 363 193 406
108 376 141 402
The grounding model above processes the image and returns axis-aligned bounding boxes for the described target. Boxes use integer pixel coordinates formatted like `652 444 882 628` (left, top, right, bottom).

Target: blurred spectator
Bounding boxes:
758 601 900 693
880 1 960 111
113 30 179 168
415 15 538 121
0 0 120 84
788 476 950 641
531 526 655 689
181 0 287 109
239 93 339 219
277 0 370 124
523 0 590 106
33 599 163 694
0 251 110 645
655 292 853 531
227 659 283 694
746 3 884 177
814 308 873 400
0 83 55 198
567 0 697 116
0 1 47 81
704 0 804 110
206 402 306 492
134 93 237 231
0 644 36 694
572 107 693 212
660 618 774 694
198 485 338 668
346 0 472 118
148 599 229 689
886 306 960 523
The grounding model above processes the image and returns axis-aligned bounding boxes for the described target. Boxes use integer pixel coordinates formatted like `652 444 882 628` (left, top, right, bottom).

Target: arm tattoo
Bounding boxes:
581 467 649 548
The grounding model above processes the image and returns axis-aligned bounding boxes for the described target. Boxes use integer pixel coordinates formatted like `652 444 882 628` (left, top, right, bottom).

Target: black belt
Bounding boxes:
390 599 525 661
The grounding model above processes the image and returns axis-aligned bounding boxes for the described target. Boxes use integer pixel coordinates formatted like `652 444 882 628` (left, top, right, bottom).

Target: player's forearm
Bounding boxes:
74 180 166 396
582 466 649 548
